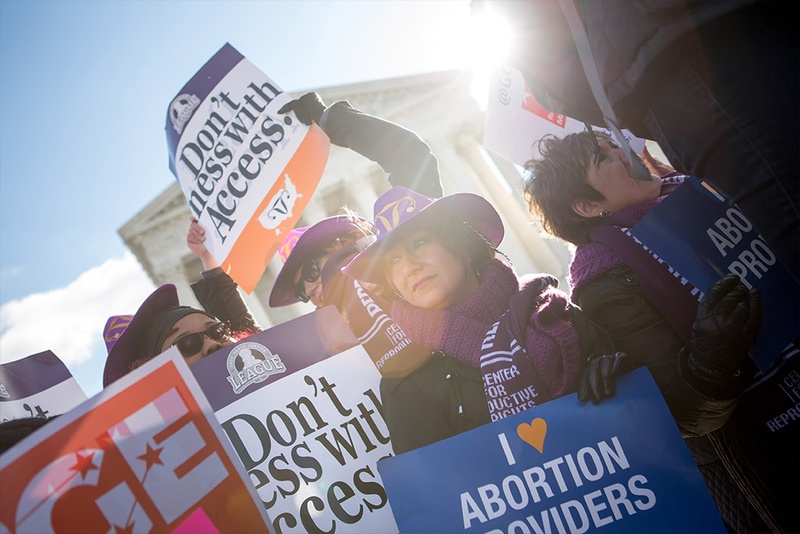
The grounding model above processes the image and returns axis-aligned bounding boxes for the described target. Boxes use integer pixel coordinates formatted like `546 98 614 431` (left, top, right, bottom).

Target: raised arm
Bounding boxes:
186 218 261 335
279 92 443 198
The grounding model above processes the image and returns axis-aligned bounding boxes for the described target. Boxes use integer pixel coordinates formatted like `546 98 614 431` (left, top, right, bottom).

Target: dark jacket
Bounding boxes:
319 100 442 198
497 0 753 130
574 265 798 533
574 265 737 436
191 266 260 335
381 352 491 455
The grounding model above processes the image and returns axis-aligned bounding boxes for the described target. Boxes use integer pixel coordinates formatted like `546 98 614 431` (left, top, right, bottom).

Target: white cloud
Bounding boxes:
0 252 156 366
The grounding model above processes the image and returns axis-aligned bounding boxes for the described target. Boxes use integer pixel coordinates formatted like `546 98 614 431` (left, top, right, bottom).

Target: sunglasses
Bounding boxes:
295 256 321 303
172 322 230 358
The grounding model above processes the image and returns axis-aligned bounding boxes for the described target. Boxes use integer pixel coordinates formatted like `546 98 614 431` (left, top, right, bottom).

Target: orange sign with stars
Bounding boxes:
0 349 270 533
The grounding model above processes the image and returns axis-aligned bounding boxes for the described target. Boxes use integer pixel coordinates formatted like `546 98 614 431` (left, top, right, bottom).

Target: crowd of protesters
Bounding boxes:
3 1 797 532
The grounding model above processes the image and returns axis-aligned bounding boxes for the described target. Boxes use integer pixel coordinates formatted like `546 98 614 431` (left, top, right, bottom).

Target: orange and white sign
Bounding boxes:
166 43 330 293
0 349 270 533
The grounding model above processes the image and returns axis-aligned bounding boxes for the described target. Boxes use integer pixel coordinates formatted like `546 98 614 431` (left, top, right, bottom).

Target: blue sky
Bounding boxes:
0 0 480 396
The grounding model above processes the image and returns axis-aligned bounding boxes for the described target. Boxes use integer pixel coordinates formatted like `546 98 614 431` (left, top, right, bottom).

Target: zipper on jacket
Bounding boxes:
445 371 465 417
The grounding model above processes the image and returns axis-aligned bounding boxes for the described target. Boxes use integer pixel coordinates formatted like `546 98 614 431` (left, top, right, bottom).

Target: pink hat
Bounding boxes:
269 215 373 308
343 186 504 284
278 227 308 264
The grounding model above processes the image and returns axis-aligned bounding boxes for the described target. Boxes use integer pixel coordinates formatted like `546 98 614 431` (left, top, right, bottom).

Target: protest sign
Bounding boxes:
191 306 398 533
378 368 725 534
631 177 799 371
166 42 331 293
483 64 645 167
0 349 270 533
0 350 87 422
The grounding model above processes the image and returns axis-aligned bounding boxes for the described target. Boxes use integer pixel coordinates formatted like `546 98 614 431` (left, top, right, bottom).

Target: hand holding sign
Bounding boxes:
577 352 630 403
686 274 761 388
278 92 326 126
631 177 799 371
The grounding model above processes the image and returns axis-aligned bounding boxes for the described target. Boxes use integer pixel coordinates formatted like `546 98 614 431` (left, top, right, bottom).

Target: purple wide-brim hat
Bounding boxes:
102 284 180 388
103 314 133 354
269 215 374 308
343 186 504 284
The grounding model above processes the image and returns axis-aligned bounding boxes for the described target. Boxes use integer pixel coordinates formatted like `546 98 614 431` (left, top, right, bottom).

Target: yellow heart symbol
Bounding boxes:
517 418 547 453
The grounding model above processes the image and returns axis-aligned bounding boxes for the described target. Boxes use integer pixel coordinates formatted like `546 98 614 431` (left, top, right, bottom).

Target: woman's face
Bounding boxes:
385 229 480 310
161 313 234 365
579 138 661 216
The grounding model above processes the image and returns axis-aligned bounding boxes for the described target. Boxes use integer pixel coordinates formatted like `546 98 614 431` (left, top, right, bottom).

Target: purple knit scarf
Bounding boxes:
569 174 700 342
569 180 675 293
391 259 518 368
391 259 582 415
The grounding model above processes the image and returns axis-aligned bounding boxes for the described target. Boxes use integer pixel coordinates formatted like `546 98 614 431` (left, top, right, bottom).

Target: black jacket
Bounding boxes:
191 267 260 335
575 265 738 436
380 352 491 455
499 0 754 129
574 264 798 532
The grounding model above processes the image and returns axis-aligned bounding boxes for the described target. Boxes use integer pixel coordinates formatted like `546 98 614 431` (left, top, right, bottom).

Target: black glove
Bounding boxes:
278 92 326 126
577 352 629 402
687 273 761 382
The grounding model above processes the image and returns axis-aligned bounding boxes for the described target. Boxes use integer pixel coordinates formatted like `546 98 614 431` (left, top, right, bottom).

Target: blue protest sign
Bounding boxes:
378 368 724 534
631 177 799 371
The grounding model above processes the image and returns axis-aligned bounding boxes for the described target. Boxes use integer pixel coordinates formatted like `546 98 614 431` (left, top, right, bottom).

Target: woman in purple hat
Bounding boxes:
343 186 628 453
523 131 794 532
102 284 254 388
188 92 442 378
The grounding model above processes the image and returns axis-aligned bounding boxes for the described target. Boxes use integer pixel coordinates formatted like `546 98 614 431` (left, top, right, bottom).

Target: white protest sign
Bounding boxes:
483 64 646 167
191 306 398 533
0 350 87 422
216 346 394 533
166 43 330 293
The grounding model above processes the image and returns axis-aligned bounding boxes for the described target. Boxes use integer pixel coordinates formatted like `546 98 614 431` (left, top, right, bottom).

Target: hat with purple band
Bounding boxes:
102 284 205 388
342 186 504 284
269 215 374 308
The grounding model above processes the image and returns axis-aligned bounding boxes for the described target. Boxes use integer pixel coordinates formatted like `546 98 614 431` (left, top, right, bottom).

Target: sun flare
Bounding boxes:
467 2 515 110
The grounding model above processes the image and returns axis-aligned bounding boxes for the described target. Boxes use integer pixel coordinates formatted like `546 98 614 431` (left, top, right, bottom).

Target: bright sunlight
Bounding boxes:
466 1 514 110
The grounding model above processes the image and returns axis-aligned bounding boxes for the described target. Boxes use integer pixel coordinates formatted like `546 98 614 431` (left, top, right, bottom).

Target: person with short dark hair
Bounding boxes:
524 130 793 532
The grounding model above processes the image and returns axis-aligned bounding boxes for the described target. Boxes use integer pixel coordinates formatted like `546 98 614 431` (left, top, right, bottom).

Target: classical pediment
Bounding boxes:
119 182 188 240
